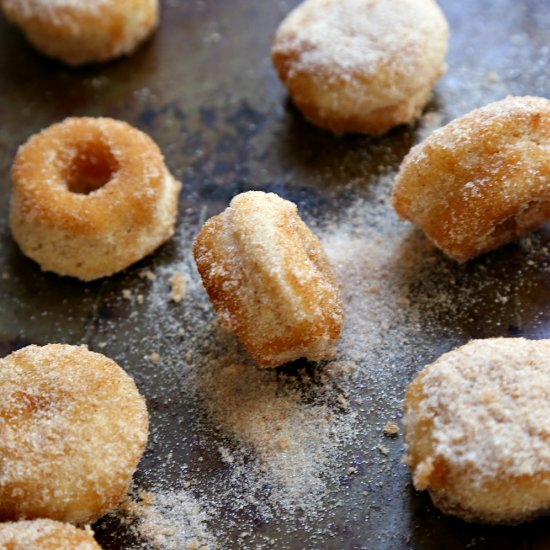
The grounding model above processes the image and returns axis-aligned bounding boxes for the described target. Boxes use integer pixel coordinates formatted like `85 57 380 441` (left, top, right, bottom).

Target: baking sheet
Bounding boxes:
0 1 549 548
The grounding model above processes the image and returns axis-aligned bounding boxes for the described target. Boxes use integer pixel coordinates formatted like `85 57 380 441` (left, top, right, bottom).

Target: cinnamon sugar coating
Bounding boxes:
272 0 449 135
10 117 181 281
404 338 550 524
392 96 550 261
193 191 344 367
1 0 158 66
0 344 149 524
0 519 101 549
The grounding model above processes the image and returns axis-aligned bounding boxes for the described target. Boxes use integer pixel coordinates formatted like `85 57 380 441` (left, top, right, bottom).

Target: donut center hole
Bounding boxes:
66 142 119 195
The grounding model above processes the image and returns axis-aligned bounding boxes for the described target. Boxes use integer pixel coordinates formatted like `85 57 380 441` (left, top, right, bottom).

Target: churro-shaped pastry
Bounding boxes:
0 344 149 524
10 117 181 281
404 338 550 524
1 0 158 66
0 519 102 549
272 0 449 135
393 96 550 261
193 191 344 367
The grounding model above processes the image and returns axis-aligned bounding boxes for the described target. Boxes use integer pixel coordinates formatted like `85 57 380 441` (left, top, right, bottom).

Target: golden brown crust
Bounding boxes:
0 519 101 550
0 344 149 524
1 0 158 66
193 191 344 367
272 0 449 135
392 95 550 261
403 338 550 524
9 117 181 281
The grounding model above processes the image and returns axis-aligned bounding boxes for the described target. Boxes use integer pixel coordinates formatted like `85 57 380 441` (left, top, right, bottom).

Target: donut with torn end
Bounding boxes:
10 117 181 281
0 519 102 550
392 96 550 261
193 191 344 367
0 344 149 524
0 0 158 66
404 337 550 524
272 0 449 135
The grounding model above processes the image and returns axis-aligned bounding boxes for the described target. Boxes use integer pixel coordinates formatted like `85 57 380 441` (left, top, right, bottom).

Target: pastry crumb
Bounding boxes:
383 422 399 437
378 444 389 456
140 269 157 281
170 272 187 303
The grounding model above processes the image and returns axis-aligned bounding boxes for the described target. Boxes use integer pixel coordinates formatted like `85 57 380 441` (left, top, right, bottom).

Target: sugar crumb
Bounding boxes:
140 269 157 281
383 422 399 438
170 272 187 303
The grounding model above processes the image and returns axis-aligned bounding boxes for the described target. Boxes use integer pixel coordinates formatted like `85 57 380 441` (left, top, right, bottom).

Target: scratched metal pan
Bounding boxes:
0 1 549 548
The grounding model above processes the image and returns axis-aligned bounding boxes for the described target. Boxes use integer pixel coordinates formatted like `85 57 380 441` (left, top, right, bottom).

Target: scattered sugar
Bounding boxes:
118 490 216 550
95 164 550 547
193 355 357 516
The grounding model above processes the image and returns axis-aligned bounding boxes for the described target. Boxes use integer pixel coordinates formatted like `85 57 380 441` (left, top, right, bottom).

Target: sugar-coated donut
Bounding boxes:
10 117 181 281
0 344 149 524
0 519 101 550
0 0 158 66
193 191 344 367
404 338 550 524
272 0 449 135
392 96 550 261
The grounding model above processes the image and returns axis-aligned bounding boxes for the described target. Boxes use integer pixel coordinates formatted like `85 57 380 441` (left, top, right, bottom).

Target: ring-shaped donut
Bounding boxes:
10 117 181 281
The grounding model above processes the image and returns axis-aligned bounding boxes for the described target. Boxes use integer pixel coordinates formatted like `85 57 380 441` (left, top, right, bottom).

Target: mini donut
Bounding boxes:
0 344 149 524
403 338 550 524
10 117 181 281
193 191 344 368
272 0 449 135
392 96 550 261
0 519 101 550
0 0 158 66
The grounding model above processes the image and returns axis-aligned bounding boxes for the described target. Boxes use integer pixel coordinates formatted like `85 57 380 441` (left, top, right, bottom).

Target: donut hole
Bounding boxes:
66 141 119 195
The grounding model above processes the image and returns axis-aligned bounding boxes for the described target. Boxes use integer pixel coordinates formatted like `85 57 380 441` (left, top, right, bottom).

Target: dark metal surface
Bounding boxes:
0 1 549 548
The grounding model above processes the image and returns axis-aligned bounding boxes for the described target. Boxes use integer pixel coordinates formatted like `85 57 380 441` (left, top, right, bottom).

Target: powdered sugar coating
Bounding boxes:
193 191 343 367
3 0 110 17
392 95 550 261
1 0 158 65
0 344 149 524
0 519 101 550
272 0 449 134
404 338 550 523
